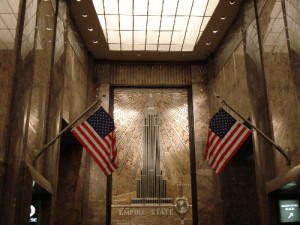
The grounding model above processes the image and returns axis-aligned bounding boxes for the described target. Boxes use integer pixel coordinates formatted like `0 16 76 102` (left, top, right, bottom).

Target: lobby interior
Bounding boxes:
1 0 300 224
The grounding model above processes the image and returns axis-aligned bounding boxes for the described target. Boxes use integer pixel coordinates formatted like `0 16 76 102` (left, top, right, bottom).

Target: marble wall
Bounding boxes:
208 0 300 224
208 40 258 225
259 0 300 175
0 0 93 224
285 1 300 113
0 0 21 219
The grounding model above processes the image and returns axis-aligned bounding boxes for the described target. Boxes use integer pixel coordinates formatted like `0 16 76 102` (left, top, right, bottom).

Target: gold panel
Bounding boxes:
112 88 193 224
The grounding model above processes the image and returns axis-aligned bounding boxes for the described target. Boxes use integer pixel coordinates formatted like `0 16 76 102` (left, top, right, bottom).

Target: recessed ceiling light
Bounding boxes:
76 0 81 2
221 16 226 20
88 28 94 31
82 14 87 18
206 42 211 46
46 27 52 31
93 40 98 44
213 30 218 34
229 1 235 4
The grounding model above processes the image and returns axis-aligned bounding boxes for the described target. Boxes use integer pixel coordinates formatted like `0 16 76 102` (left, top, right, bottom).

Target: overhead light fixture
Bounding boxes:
93 40 98 44
229 1 235 5
82 14 88 18
206 42 211 45
92 0 220 52
213 30 218 33
220 16 226 20
88 28 94 31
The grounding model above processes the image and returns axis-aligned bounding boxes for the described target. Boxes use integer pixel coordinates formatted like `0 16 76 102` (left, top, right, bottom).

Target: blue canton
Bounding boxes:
87 107 115 138
209 108 236 139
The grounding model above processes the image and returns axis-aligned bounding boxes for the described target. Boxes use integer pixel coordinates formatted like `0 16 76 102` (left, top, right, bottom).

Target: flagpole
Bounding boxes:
33 97 103 166
216 95 291 166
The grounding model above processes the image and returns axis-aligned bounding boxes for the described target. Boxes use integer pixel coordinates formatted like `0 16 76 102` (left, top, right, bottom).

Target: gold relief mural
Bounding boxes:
112 88 193 225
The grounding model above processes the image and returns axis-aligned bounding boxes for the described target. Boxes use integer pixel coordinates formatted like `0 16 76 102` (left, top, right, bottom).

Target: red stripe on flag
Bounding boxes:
212 124 248 169
82 123 110 156
207 134 222 161
82 122 118 171
81 123 118 172
74 126 113 175
215 128 251 174
75 125 114 174
71 128 110 176
208 123 242 167
204 130 222 160
204 130 212 159
79 124 116 174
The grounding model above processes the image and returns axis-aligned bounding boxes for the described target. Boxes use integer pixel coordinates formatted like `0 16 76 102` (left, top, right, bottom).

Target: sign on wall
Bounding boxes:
279 200 300 223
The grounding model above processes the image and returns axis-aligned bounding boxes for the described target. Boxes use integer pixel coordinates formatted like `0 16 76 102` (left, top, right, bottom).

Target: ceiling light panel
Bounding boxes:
92 0 220 51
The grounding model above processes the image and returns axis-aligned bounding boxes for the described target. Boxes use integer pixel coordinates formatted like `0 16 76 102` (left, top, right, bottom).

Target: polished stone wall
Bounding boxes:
208 40 257 225
0 0 21 217
259 0 300 175
1 0 41 223
53 1 92 225
285 1 300 110
207 0 300 224
0 49 14 217
0 0 93 224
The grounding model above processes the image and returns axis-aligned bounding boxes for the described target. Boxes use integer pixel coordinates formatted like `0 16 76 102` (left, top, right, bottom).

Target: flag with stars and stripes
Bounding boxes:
71 107 118 176
204 108 251 174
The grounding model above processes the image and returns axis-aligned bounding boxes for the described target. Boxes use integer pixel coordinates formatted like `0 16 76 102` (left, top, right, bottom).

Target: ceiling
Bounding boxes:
70 0 243 61
0 0 19 50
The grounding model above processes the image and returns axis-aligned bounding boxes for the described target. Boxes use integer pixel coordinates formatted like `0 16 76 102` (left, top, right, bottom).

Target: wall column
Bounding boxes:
242 0 276 224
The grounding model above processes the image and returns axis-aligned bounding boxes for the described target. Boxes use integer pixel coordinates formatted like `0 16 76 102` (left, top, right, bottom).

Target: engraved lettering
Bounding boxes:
151 209 156 215
118 207 174 216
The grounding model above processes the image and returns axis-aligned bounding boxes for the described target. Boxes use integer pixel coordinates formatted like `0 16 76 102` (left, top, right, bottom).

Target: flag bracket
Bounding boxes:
32 97 104 166
216 95 291 166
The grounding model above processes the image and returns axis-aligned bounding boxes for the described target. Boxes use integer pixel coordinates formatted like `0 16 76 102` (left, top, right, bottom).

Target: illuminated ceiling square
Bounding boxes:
92 0 220 52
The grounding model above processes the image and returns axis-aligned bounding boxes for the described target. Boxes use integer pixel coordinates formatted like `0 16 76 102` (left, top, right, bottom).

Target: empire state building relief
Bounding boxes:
131 94 172 204
112 88 193 224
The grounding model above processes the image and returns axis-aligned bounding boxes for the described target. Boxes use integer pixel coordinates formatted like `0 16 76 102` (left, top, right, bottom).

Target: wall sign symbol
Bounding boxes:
30 205 36 217
288 213 294 219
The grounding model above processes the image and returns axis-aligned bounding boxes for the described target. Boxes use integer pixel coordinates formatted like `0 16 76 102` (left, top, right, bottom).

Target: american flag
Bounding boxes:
71 107 118 176
204 108 251 174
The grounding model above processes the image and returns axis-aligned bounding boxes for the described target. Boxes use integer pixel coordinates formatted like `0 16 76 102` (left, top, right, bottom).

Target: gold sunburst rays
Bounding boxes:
160 109 190 153
113 88 191 201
